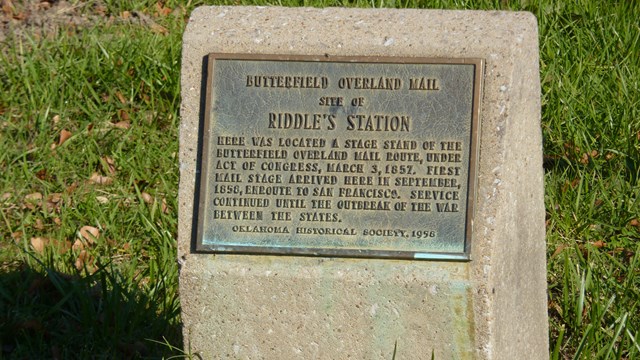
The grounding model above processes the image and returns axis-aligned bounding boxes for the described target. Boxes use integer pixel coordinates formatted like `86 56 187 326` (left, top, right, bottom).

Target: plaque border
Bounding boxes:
195 54 483 261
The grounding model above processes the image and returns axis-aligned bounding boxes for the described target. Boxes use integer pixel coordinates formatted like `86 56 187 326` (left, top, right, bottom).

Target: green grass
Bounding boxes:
1 0 639 358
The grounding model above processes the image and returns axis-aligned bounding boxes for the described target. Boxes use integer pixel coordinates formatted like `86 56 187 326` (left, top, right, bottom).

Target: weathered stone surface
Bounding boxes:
179 6 547 359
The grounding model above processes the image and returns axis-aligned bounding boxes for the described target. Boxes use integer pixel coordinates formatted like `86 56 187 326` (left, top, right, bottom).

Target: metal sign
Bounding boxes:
195 54 482 261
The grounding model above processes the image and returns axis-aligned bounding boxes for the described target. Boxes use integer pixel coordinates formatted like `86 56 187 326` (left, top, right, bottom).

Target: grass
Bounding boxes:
0 0 639 358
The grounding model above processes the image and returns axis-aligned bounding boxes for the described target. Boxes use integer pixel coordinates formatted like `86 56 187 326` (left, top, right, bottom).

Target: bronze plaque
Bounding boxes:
195 54 482 261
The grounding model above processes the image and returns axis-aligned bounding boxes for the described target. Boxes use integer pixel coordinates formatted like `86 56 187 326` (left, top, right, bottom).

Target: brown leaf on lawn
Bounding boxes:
12 11 26 20
47 192 62 204
102 156 116 175
120 11 131 20
151 23 168 35
161 198 169 214
551 244 568 258
629 219 639 227
34 218 45 230
25 192 43 201
58 129 72 146
31 237 71 254
579 153 589 164
95 5 107 16
118 109 130 121
36 169 47 180
96 196 109 204
2 0 14 16
113 121 131 129
89 172 113 185
591 240 606 248
46 193 64 212
37 1 50 10
116 91 127 105
65 181 78 194
31 237 48 253
72 239 84 251
79 225 100 244
24 192 43 209
155 2 172 17
75 250 94 271
1 192 11 201
53 217 61 226
141 191 153 204
52 114 60 125
12 231 23 242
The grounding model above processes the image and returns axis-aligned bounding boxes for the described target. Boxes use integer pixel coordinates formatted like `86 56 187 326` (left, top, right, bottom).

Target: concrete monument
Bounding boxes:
179 6 548 359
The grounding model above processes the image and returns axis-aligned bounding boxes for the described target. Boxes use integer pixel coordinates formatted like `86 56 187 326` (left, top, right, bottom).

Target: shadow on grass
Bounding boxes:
0 260 182 359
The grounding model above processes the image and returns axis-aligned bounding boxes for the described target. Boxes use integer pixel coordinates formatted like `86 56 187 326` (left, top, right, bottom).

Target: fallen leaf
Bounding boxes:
161 198 169 214
95 5 107 16
31 237 49 253
79 226 100 244
629 219 639 227
113 121 131 129
46 193 64 212
590 150 598 157
118 109 130 121
102 156 117 175
579 153 589 164
115 91 127 105
551 244 568 258
120 11 131 20
12 11 26 20
12 231 23 242
72 239 84 251
36 169 47 180
65 182 78 194
155 2 172 16
34 218 45 230
89 172 113 185
141 192 153 204
53 217 61 226
1 192 10 201
58 129 72 146
25 192 43 201
96 196 109 204
37 1 51 10
591 240 606 248
52 114 60 125
2 0 14 16
75 250 92 271
31 237 71 254
47 193 62 203
151 23 168 35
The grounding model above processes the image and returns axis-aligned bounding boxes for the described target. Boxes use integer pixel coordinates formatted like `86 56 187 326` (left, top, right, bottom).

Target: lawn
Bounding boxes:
1 0 638 359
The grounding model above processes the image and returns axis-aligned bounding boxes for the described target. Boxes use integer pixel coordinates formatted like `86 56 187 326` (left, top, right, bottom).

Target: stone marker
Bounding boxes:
179 6 548 359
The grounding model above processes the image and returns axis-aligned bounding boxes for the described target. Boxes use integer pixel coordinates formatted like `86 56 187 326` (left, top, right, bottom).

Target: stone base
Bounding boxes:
179 7 548 359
